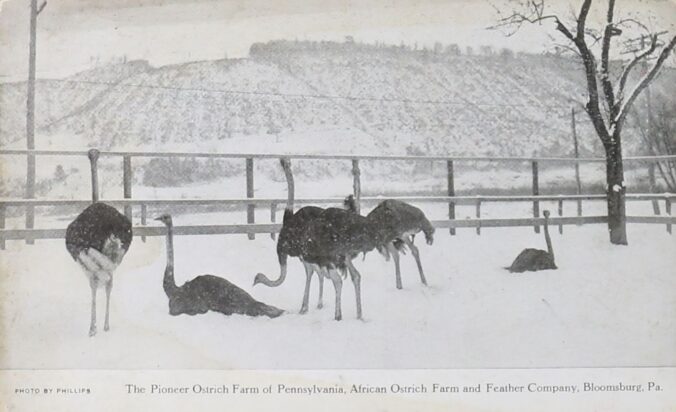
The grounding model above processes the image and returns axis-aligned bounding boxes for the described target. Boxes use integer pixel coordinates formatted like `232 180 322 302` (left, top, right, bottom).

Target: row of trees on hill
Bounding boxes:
249 39 565 60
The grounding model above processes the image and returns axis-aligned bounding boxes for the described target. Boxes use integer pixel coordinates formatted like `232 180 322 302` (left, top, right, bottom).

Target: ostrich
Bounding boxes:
156 214 283 318
298 206 384 321
345 195 435 289
65 150 132 337
507 210 557 273
253 158 327 314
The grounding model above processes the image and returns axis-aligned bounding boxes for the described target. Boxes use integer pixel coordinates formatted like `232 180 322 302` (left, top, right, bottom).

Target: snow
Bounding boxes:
0 210 674 369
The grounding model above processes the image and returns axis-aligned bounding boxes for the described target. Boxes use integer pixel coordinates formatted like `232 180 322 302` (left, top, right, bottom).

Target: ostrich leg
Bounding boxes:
404 236 427 286
299 261 315 314
104 276 113 331
346 260 363 320
89 277 98 337
316 268 324 309
326 268 343 321
388 243 402 289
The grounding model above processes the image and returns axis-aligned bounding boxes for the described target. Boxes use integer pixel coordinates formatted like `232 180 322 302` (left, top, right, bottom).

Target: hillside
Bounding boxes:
2 40 674 158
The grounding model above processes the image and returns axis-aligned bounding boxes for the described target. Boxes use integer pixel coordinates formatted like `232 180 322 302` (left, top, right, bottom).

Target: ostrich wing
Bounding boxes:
303 208 376 265
277 206 324 257
66 203 132 260
182 275 268 308
367 200 431 243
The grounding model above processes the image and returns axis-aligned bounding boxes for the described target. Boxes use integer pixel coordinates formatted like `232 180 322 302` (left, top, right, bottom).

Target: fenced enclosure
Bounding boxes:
0 148 674 249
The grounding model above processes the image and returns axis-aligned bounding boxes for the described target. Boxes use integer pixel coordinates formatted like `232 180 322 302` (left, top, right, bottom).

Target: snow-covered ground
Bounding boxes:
0 208 674 369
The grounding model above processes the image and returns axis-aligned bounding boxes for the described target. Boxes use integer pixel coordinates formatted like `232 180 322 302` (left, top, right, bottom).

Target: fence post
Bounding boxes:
88 149 100 202
447 160 456 235
25 149 36 243
123 155 133 220
0 204 5 250
25 196 35 244
351 159 361 214
571 107 582 220
532 160 540 233
475 199 481 236
648 163 660 215
558 198 563 234
141 204 147 242
666 198 672 235
246 158 255 240
270 202 277 240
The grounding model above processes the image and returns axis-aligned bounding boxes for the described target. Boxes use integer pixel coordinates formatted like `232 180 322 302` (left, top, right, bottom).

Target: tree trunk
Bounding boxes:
604 137 628 245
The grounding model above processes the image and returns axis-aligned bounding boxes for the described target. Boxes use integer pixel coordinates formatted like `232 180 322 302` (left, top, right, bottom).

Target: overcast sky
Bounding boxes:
0 0 674 80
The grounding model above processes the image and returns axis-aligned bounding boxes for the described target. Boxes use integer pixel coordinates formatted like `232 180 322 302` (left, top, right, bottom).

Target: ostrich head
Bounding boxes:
154 214 173 227
87 148 100 161
424 228 434 245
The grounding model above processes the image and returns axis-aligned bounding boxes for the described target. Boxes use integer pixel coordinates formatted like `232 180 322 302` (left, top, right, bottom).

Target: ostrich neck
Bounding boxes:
89 160 99 202
163 224 178 296
283 162 295 211
543 216 555 261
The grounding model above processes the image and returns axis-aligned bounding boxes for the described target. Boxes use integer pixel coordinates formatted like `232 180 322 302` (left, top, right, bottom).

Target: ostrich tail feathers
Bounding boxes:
377 245 390 261
260 303 284 318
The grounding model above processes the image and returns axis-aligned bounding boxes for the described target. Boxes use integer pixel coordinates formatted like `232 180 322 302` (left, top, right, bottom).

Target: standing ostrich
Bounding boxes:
65 149 132 336
253 158 326 314
157 214 283 318
345 195 435 289
507 210 557 273
298 206 384 321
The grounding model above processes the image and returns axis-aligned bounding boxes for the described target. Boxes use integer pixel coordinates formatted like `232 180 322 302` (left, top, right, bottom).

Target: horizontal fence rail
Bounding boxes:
2 215 675 242
1 148 676 163
1 193 675 208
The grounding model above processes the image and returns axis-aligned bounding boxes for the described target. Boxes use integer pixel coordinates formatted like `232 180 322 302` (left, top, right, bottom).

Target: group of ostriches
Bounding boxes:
65 153 556 336
254 158 435 320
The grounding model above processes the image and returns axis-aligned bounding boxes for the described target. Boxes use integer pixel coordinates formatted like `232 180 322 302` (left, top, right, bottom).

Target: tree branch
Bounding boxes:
614 18 649 34
555 18 576 41
489 0 578 41
567 0 610 142
616 35 657 102
600 0 616 114
615 35 676 135
576 0 593 40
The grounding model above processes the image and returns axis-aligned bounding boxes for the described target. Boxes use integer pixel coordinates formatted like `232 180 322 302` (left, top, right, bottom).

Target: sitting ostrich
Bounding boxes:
156 214 283 318
254 158 326 314
298 206 384 321
65 150 132 337
507 210 557 273
345 195 435 289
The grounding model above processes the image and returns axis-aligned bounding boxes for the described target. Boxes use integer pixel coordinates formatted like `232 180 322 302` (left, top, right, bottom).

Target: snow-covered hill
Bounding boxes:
2 40 674 156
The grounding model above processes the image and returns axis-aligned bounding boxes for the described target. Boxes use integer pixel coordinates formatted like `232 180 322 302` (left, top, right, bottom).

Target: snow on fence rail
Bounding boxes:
0 149 674 249
1 148 675 162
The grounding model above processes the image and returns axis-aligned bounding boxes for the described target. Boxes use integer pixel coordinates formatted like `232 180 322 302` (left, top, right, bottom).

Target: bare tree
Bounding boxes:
493 0 676 245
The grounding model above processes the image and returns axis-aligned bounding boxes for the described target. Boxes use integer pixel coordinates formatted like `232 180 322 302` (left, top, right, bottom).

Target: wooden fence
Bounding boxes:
0 149 674 249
